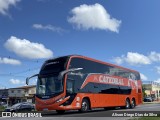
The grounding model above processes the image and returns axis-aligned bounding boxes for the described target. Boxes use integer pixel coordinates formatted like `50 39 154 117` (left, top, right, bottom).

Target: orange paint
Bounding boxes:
35 55 143 111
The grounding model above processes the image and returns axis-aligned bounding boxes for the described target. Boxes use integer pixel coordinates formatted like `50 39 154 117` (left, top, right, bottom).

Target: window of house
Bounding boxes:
17 90 21 93
31 90 35 93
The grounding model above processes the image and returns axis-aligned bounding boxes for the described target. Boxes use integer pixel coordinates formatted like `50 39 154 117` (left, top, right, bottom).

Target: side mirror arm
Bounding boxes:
58 68 83 80
26 74 39 85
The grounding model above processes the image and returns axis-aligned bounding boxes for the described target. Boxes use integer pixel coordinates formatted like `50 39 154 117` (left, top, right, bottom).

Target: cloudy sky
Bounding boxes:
0 0 160 88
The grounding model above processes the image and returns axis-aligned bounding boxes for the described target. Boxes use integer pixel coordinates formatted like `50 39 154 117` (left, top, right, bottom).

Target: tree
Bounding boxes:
142 85 147 98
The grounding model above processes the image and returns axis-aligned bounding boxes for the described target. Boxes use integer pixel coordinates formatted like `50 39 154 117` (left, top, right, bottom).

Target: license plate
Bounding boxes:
43 108 48 111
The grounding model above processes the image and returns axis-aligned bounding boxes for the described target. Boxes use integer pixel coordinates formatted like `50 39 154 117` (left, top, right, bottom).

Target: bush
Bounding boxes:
0 106 5 111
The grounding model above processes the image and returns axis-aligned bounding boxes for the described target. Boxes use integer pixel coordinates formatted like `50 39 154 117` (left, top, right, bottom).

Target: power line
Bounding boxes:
0 66 40 78
0 55 43 76
0 54 46 78
0 54 45 63
0 83 6 89
11 67 40 75
0 74 27 78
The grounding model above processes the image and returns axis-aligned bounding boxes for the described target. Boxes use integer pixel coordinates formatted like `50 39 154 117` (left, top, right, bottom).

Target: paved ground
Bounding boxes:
0 103 160 120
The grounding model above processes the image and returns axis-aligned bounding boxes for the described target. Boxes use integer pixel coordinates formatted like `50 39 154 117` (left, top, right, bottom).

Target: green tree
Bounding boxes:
142 85 147 98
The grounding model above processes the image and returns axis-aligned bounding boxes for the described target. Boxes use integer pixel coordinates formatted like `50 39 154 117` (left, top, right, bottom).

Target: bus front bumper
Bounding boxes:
35 97 81 111
36 103 81 111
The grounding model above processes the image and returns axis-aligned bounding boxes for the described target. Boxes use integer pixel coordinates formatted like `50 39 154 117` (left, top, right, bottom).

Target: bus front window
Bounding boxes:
37 76 63 95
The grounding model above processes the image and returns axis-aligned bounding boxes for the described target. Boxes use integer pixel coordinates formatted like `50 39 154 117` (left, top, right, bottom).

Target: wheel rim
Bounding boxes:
132 100 135 107
82 101 88 111
126 100 130 108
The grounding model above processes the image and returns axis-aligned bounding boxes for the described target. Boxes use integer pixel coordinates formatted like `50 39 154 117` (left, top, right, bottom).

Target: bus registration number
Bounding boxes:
43 108 48 111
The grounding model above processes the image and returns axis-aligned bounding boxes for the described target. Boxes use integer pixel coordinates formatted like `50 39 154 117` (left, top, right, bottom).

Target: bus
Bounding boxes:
26 55 142 114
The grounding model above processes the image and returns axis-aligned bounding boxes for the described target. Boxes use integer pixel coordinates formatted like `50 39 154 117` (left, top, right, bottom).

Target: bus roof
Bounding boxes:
46 55 139 73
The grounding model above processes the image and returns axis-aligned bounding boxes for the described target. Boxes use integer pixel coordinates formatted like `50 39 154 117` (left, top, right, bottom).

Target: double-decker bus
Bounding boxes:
26 55 142 114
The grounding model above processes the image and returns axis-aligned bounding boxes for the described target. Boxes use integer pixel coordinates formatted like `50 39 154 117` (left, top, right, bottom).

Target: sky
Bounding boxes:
0 0 160 88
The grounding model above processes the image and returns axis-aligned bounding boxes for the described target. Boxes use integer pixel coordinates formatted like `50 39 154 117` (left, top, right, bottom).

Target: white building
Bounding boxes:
8 85 36 105
143 81 160 100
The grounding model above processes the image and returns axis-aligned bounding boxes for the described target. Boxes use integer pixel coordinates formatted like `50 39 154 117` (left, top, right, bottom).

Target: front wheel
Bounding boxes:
56 110 65 114
79 99 89 112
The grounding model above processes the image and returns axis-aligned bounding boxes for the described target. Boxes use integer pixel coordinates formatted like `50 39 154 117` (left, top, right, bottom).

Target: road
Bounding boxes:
0 103 160 120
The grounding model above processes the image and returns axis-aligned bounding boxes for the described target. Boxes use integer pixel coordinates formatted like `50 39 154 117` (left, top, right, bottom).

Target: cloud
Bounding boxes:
113 52 151 65
4 36 53 59
155 78 160 83
113 56 124 65
0 57 21 65
155 66 160 74
0 0 20 15
125 52 151 65
140 73 148 81
32 24 67 33
149 51 160 62
9 79 24 84
68 3 121 33
113 51 160 66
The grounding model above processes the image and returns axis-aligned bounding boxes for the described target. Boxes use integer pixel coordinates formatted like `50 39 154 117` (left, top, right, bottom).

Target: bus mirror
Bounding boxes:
26 74 39 85
26 77 29 85
58 68 83 80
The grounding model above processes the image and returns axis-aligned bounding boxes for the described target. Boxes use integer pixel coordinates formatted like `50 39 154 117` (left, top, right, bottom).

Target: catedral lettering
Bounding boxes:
26 55 142 114
99 75 124 85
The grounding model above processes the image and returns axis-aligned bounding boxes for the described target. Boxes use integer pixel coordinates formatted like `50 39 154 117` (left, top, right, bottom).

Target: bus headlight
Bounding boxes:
56 96 70 103
56 98 64 103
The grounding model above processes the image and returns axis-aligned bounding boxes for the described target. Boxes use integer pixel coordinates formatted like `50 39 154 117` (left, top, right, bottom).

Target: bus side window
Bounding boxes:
135 73 141 80
66 79 74 94
129 73 136 80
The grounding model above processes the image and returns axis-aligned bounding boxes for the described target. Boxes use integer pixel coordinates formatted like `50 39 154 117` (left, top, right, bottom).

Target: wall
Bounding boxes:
8 89 25 98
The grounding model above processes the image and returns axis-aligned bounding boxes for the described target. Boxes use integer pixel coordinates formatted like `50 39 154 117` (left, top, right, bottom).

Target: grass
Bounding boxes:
0 106 5 111
143 102 157 104
143 101 160 104
130 117 160 120
130 114 160 120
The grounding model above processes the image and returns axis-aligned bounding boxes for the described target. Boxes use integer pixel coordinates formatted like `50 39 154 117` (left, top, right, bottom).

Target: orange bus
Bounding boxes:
26 55 142 114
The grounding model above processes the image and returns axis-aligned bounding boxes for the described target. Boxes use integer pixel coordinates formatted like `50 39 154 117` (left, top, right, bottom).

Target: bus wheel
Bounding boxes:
79 99 89 112
125 99 130 109
56 110 65 114
130 99 136 109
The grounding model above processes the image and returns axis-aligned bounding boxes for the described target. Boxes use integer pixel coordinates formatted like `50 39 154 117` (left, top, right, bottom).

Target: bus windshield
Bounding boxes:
36 76 63 95
36 56 68 97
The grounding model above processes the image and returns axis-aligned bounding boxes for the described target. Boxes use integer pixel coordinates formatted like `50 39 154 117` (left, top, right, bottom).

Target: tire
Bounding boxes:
79 99 89 112
56 110 65 114
130 99 136 109
124 99 130 109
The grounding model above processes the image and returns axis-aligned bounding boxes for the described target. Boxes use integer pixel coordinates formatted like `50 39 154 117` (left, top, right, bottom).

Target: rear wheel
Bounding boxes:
130 99 136 109
79 99 89 112
56 110 65 114
124 99 130 109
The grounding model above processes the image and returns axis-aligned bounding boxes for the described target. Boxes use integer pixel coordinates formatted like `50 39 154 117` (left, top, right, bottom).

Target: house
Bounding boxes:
143 81 160 100
0 89 8 103
8 85 36 105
